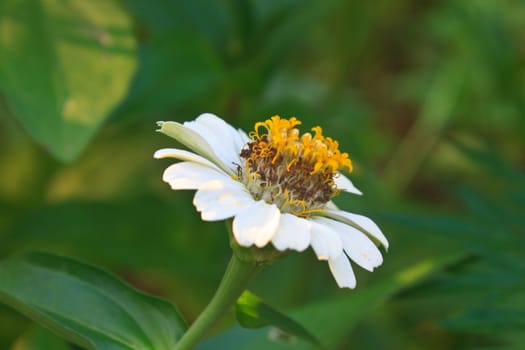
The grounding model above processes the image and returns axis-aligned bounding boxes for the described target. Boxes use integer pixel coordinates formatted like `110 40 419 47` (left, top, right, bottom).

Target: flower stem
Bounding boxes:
174 254 261 350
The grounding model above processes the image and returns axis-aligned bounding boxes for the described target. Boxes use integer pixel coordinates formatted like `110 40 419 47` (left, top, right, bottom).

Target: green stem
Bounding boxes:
174 254 261 350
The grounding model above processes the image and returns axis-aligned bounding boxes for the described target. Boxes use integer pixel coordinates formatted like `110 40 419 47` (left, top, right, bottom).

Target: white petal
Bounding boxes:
324 210 389 250
318 218 383 271
309 220 343 260
193 180 254 221
156 121 231 173
154 148 220 170
328 255 356 289
184 113 246 170
324 201 339 211
233 201 280 247
334 173 363 195
271 213 311 252
162 162 230 190
238 128 251 144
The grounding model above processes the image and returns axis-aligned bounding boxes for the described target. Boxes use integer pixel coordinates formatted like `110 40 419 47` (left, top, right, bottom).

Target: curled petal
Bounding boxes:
154 148 220 170
334 173 363 195
184 113 247 171
324 210 389 250
157 119 235 175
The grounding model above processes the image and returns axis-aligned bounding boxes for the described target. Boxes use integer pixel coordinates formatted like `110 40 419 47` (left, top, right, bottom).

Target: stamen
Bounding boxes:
239 116 353 217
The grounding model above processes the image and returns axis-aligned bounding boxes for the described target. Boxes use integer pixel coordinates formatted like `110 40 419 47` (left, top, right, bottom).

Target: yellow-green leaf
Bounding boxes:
0 0 137 161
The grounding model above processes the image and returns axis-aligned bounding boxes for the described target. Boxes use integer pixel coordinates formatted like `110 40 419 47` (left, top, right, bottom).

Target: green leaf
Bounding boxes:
11 326 69 350
116 0 225 119
252 0 344 75
0 251 187 350
236 290 320 346
115 31 223 120
123 0 230 53
201 253 468 350
0 0 137 162
440 309 525 333
289 254 467 350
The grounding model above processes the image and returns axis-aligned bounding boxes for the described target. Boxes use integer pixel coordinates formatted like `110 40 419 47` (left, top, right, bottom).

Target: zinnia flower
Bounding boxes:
154 113 388 288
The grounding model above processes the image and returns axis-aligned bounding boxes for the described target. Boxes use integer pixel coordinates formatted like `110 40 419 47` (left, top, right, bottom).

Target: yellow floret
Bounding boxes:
251 115 352 174
241 115 354 216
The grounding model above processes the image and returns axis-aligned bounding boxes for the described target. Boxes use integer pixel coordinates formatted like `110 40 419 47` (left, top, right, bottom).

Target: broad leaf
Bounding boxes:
236 290 319 346
0 252 187 350
0 0 137 162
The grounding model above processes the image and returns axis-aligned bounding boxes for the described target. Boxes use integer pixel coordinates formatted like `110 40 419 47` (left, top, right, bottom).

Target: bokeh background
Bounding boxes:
1 0 524 349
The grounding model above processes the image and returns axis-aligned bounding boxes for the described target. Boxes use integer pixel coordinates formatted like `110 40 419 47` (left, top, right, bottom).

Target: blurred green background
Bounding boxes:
1 0 524 349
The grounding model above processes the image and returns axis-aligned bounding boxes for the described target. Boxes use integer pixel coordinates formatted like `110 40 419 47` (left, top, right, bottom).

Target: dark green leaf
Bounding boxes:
123 0 230 51
116 32 223 119
440 309 525 333
0 0 137 161
293 254 467 350
10 326 70 350
0 252 187 350
236 290 320 346
115 0 225 119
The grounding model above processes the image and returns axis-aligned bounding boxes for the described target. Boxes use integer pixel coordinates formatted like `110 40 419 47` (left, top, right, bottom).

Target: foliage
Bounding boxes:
0 251 186 350
1 0 524 349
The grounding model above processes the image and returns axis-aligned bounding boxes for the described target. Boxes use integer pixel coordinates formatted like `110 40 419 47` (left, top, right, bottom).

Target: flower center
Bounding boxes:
238 116 352 217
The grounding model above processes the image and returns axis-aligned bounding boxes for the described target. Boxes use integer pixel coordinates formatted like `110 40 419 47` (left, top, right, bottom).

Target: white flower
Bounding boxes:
154 113 388 288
